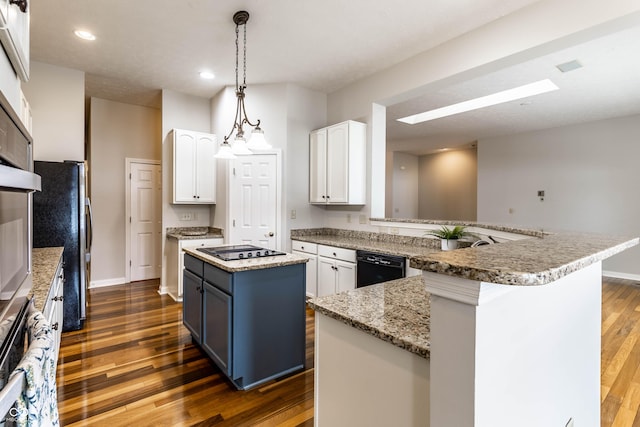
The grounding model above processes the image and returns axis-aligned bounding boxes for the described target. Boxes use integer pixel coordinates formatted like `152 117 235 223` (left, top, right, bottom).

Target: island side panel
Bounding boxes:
232 263 307 389
427 262 602 427
314 314 430 427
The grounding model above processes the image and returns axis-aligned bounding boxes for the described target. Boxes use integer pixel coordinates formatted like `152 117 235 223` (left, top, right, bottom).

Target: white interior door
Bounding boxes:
130 162 162 281
229 154 278 249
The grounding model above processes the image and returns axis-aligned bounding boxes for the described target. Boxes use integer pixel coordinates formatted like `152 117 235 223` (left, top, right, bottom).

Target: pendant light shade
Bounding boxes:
246 126 271 150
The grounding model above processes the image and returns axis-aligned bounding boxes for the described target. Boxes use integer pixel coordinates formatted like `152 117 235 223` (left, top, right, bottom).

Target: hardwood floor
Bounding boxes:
56 280 314 426
57 277 640 426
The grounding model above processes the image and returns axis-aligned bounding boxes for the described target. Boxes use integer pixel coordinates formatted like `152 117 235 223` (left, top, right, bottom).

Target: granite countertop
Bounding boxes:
183 246 309 273
308 276 430 358
369 217 547 237
167 226 224 240
291 228 440 258
411 232 639 286
31 247 64 312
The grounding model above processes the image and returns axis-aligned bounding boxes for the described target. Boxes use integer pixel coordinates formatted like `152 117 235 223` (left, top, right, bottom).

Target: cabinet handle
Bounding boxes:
58 274 63 279
52 322 59 330
322 195 326 199
333 252 337 257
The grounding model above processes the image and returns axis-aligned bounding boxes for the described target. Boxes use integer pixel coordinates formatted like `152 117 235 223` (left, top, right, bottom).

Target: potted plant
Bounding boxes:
425 225 470 251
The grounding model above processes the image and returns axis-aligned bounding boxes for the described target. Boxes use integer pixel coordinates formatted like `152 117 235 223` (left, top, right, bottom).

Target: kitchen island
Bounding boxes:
182 246 308 390
309 228 638 427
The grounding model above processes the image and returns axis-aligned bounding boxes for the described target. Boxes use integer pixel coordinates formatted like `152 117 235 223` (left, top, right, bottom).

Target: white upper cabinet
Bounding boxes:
172 129 217 204
309 120 366 205
0 0 30 81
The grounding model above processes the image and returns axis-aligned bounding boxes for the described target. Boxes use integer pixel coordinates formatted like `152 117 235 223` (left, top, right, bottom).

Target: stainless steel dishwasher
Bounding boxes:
356 250 406 287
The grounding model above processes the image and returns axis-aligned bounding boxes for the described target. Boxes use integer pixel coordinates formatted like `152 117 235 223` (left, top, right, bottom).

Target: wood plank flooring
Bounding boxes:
56 279 314 426
57 277 640 426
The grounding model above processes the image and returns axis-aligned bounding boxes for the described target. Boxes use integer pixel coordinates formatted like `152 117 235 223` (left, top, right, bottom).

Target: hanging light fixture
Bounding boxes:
215 10 271 159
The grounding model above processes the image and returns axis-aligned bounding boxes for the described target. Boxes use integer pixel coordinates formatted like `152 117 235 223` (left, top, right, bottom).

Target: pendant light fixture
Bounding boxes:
215 10 271 159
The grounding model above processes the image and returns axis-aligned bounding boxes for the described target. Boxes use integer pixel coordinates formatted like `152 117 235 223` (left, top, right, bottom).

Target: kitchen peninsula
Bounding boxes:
309 225 638 427
182 246 308 390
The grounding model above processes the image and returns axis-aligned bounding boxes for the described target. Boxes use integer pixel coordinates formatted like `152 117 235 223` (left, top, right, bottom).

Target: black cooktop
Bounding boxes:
197 245 286 261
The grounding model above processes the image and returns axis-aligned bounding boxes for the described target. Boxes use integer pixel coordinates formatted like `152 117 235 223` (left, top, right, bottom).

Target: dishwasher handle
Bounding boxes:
356 251 405 269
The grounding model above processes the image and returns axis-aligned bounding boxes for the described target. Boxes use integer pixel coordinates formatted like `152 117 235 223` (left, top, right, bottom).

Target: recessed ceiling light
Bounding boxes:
397 79 559 125
199 71 215 80
74 30 96 41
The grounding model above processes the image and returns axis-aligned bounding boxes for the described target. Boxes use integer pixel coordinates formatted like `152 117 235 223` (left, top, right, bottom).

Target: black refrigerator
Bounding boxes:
33 161 92 331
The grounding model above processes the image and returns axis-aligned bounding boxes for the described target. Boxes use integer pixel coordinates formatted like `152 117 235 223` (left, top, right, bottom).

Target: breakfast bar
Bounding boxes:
309 228 638 427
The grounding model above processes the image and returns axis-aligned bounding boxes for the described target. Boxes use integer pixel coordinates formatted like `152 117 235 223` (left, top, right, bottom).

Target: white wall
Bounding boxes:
478 114 640 278
89 98 161 285
386 151 419 218
22 61 85 161
160 89 212 293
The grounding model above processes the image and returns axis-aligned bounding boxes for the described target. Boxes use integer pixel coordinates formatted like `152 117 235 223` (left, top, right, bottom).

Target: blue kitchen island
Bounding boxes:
182 246 308 390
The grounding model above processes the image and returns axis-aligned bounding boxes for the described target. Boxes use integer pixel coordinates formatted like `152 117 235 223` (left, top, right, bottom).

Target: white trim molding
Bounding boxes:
90 277 127 289
423 271 514 306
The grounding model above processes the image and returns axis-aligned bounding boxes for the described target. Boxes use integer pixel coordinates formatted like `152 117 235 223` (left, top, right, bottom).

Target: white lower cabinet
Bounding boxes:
317 244 356 296
167 237 224 301
291 240 318 297
43 256 64 362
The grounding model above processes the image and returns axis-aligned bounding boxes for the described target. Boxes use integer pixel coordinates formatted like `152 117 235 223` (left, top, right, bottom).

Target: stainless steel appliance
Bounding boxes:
197 245 285 261
33 161 92 331
0 94 40 402
356 250 406 287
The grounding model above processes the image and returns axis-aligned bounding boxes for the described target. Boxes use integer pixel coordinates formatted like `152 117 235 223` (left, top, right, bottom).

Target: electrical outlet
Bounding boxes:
347 214 352 223
359 214 367 224
291 209 297 219
508 208 514 214
390 227 399 235
180 212 193 221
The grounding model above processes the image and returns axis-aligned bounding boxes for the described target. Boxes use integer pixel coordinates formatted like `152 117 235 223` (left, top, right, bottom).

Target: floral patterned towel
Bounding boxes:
9 310 60 427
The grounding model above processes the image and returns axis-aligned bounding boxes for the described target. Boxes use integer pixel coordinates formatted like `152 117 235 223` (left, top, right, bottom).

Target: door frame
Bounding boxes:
225 149 283 250
125 158 161 283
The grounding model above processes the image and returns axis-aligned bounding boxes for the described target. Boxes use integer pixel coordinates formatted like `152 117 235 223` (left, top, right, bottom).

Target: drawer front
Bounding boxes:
181 238 224 249
204 263 233 294
291 240 318 254
184 253 204 277
318 244 356 263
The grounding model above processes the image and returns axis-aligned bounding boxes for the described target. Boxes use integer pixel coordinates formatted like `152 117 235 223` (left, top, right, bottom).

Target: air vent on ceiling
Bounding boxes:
556 60 583 73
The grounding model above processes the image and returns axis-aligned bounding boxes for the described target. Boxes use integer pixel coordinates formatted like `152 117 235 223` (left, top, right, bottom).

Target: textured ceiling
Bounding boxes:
29 0 539 106
28 1 640 154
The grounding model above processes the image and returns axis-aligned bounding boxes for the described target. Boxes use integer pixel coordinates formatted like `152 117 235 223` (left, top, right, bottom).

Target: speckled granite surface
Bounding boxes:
291 228 441 257
166 226 224 240
308 276 431 358
183 246 308 273
369 218 547 237
411 232 639 286
31 247 63 312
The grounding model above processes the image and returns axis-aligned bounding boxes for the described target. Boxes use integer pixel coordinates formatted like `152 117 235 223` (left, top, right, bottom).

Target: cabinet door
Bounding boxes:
309 128 327 203
173 130 197 203
178 238 224 298
182 269 203 343
335 259 356 293
293 250 317 297
317 257 337 297
203 282 232 376
195 133 217 203
326 123 349 203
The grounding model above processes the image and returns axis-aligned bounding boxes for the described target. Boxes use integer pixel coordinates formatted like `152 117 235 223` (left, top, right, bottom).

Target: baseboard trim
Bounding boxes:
89 277 127 289
603 271 640 282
